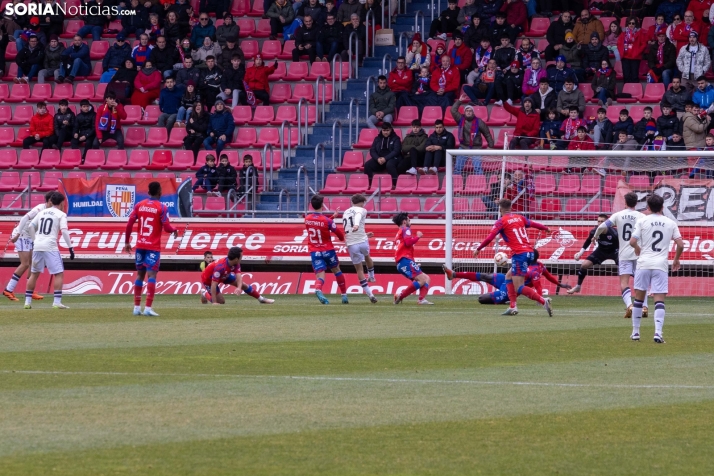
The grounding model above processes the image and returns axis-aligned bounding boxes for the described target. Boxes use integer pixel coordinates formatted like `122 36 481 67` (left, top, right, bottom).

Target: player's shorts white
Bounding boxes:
634 269 668 294
618 259 637 276
14 237 33 253
31 250 64 275
348 241 370 264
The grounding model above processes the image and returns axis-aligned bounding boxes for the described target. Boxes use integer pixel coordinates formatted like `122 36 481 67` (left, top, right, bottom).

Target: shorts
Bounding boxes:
634 269 669 294
135 249 161 272
14 237 33 253
203 274 237 294
619 259 637 276
310 250 339 272
587 249 619 266
348 241 370 265
396 257 422 280
511 251 534 277
31 250 64 275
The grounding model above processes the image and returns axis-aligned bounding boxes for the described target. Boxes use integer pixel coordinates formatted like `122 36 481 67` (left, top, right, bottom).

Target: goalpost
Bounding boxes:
443 148 714 297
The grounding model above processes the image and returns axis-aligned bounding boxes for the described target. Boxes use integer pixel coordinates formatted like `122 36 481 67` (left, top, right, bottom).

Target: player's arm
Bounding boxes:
160 205 178 236
542 267 571 289
124 206 139 253
12 210 36 242
328 218 345 241
60 216 75 260
351 210 363 232
525 218 550 233
629 221 642 256
575 229 595 259
672 225 684 271
210 280 220 305
28 214 39 240
593 219 613 240
474 220 503 257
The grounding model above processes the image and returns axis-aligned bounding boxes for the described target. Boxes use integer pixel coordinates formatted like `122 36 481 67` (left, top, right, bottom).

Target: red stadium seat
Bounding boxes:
578 83 594 102
0 148 16 168
313 83 333 103
233 105 252 125
628 175 651 188
540 198 562 217
337 151 364 171
16 149 39 169
79 150 105 169
278 40 296 60
86 61 104 81
49 83 73 103
334 62 350 80
344 173 369 193
137 105 160 125
241 40 259 59
66 171 87 180
288 83 314 103
92 83 107 101
0 172 19 191
0 105 10 124
30 83 51 101
60 19 83 38
378 197 398 213
488 107 515 126
580 174 601 194
254 127 298 147
423 197 445 217
327 196 350 211
4 41 17 60
12 128 31 148
149 150 173 170
111 172 131 179
535 174 556 194
236 18 255 37
1 193 24 210
37 171 63 191
393 106 418 126
255 18 271 37
526 17 549 36
144 127 169 147
231 128 257 147
103 150 128 169
248 105 274 125
89 41 109 60
36 149 61 169
619 83 642 103
320 174 347 194
285 62 309 81
57 149 82 169
306 62 331 80
6 84 30 103
494 128 515 148
203 196 226 216
269 83 292 103
89 172 109 180
249 150 282 170
123 105 142 124
354 128 378 148
368 174 393 193
555 174 581 195
192 195 203 211
421 106 443 126
124 127 146 147
124 150 150 170
416 174 439 194
642 83 665 103
133 172 154 179
73 83 95 101
587 198 612 213
156 172 176 180
463 174 488 194
271 105 297 125
165 127 187 147
564 198 587 215
169 150 196 171
2 63 18 82
470 197 486 212
29 193 45 208
18 171 40 190
260 40 281 60
400 197 421 214
249 0 264 15
392 175 417 194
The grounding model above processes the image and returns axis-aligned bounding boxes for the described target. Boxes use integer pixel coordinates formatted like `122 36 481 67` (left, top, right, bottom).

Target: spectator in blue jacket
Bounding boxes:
203 100 235 157
190 13 216 49
547 55 578 93
192 153 219 193
57 35 91 83
158 77 185 134
692 76 714 111
100 33 132 83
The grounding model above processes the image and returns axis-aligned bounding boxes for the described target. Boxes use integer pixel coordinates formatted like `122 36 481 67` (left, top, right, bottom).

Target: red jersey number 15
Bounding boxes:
139 216 154 237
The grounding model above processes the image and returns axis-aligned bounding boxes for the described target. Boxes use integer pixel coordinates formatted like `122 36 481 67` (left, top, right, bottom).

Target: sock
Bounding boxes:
454 272 479 281
5 273 20 292
576 267 587 286
622 287 632 308
53 290 62 306
367 267 375 279
399 282 418 299
654 301 665 335
315 277 324 292
334 271 347 294
632 299 643 334
506 280 517 308
359 278 373 296
134 279 143 306
145 278 156 308
418 282 429 300
244 284 261 300
519 285 545 305
25 290 33 306
643 293 649 308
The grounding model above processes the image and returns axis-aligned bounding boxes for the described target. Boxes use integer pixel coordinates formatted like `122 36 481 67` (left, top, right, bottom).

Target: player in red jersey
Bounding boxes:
200 246 275 305
305 194 348 304
473 199 552 316
392 212 432 305
123 182 178 317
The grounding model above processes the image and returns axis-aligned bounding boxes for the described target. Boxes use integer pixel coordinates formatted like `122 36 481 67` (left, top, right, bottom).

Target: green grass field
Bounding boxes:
1 293 713 475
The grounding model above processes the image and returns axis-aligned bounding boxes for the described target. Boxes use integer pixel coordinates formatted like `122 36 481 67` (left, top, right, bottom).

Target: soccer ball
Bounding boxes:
494 252 509 266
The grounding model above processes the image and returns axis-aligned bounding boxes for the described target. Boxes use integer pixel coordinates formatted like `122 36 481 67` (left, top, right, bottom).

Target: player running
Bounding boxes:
629 194 684 343
200 246 274 305
3 191 55 302
473 199 552 316
124 182 178 317
567 214 620 298
392 212 433 305
444 250 571 305
343 194 378 303
25 192 75 309
305 194 349 305
593 192 648 318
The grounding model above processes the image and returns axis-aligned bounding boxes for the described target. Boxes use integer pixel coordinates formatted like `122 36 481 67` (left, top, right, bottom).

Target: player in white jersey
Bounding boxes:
3 191 55 302
342 194 378 303
593 192 648 318
25 192 75 310
629 194 684 344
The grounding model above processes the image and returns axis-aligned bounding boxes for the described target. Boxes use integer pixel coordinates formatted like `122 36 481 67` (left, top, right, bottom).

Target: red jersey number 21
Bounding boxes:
308 228 323 244
513 227 529 244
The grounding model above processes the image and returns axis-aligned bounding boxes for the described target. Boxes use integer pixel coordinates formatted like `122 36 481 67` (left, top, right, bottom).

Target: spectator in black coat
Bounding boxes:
183 102 210 162
51 99 75 151
292 15 319 63
70 100 96 162
217 153 237 193
76 0 108 41
428 0 460 39
237 154 258 194
121 0 150 39
529 78 558 120
422 120 455 173
193 153 219 193
544 11 575 61
341 14 366 64
364 123 403 185
40 0 65 38
657 102 682 139
148 36 179 79
217 54 245 108
15 35 44 83
317 13 343 61
581 32 609 76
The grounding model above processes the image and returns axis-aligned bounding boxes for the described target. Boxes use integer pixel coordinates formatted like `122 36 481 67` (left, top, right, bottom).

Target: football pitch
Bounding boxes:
1 293 713 475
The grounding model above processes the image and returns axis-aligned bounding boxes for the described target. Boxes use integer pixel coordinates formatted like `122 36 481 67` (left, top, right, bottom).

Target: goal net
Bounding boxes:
443 147 714 297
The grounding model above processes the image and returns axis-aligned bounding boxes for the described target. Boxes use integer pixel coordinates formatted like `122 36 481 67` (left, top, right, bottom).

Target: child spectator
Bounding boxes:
611 109 635 142
612 130 639 150
592 59 616 106
51 99 75 151
193 153 218 194
238 154 258 194
603 21 621 62
657 102 681 139
633 107 657 145
23 102 54 152
217 153 238 193
666 132 686 151
558 106 586 148
71 99 96 163
93 91 127 149
176 81 200 127
591 107 613 148
200 251 214 271
539 108 562 149
567 126 596 151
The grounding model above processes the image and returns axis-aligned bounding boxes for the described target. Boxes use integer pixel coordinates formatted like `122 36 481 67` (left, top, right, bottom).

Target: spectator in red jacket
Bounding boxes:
448 31 472 82
387 56 413 103
567 126 596 150
500 0 527 44
23 102 54 152
93 91 128 150
430 55 461 109
244 54 277 105
617 17 647 83
130 60 162 108
504 97 541 149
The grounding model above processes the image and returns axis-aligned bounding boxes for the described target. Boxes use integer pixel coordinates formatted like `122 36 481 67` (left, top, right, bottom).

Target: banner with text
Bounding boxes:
614 177 714 222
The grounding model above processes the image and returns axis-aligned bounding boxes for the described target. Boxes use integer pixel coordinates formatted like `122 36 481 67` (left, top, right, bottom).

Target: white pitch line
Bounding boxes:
2 370 714 391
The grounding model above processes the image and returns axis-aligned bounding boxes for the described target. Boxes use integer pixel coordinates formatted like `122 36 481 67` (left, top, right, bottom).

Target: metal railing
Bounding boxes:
277 188 290 218
365 75 377 124
431 0 441 21
279 120 294 170
314 142 327 194
314 75 326 123
348 98 360 146
385 0 391 29
331 120 343 174
365 9 376 58
296 165 312 214
225 173 256 218
414 11 424 38
331 53 344 99
398 31 411 57
348 31 360 79
261 143 275 191
296 98 309 145
381 53 393 75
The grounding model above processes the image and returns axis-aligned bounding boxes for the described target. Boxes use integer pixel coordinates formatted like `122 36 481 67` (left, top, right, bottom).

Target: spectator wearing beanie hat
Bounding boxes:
499 60 523 104
547 55 578 92
101 33 132 83
216 13 239 49
15 16 46 52
448 31 472 82
560 30 584 82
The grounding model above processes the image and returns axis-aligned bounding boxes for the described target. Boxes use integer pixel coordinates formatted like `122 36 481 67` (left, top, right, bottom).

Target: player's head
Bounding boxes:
203 251 213 263
49 192 65 207
597 213 607 225
392 212 410 227
498 199 512 213
351 193 366 207
624 192 638 208
311 194 324 211
646 194 664 214
148 181 162 198
533 249 539 262
44 190 55 204
477 293 495 304
227 246 243 264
